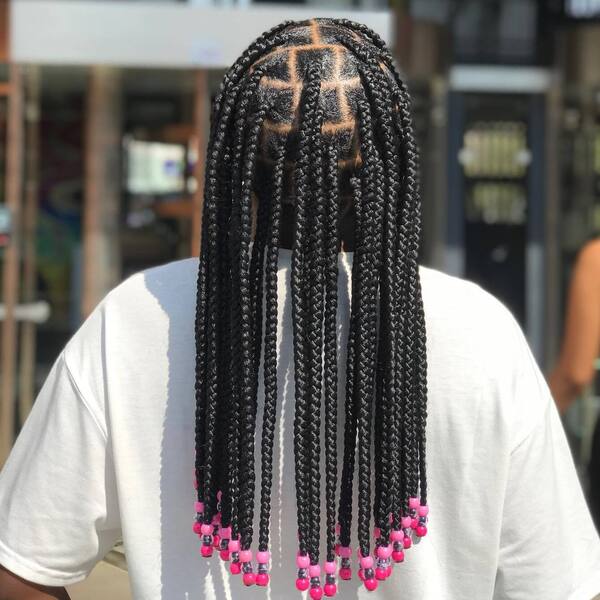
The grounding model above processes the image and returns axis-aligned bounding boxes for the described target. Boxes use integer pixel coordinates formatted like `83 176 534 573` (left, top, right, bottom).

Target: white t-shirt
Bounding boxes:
1 250 599 600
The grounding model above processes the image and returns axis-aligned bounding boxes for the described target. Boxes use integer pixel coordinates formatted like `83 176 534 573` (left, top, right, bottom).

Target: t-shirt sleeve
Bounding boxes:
0 350 121 587
493 329 600 599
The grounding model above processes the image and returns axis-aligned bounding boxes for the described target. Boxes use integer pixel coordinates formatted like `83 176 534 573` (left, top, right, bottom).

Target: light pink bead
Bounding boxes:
200 523 212 536
194 501 204 513
324 561 337 575
359 555 373 569
297 554 310 569
401 516 412 529
239 550 252 563
408 497 419 510
390 529 404 542
309 564 321 578
376 545 392 559
219 527 232 539
339 546 352 559
256 550 270 564
418 505 429 517
228 539 240 552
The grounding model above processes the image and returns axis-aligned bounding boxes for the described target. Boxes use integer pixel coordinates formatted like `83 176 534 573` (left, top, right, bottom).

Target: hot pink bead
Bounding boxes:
324 583 337 597
200 523 212 536
339 546 352 559
212 513 221 525
416 525 428 537
418 505 429 517
256 551 270 564
296 578 310 591
194 501 204 513
375 567 387 580
239 550 252 563
385 565 393 577
194 479 198 490
411 518 419 529
339 567 352 580
212 534 221 548
408 497 419 510
373 527 381 538
403 536 412 549
220 549 230 561
401 516 412 529
200 545 213 558
243 572 256 586
324 561 336 574
335 543 341 556
230 562 241 575
228 539 240 552
193 522 202 534
219 527 232 539
256 573 269 586
296 554 310 569
391 529 404 542
358 569 365 581
359 556 373 569
392 550 404 563
376 545 392 559
310 587 323 600
309 564 321 577
364 578 378 592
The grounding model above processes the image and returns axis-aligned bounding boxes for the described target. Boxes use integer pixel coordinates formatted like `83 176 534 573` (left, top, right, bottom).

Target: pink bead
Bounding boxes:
297 554 310 569
200 523 212 536
324 583 337 597
220 549 230 561
243 572 256 586
335 543 341 556
296 578 310 591
359 556 373 569
392 550 404 563
309 564 321 577
373 527 381 538
411 518 419 530
375 567 387 580
385 565 393 578
193 522 202 534
339 567 352 580
376 545 392 559
364 578 378 592
217 490 222 501
403 536 412 549
256 550 270 564
200 545 213 558
194 501 204 513
408 497 419 510
310 587 323 600
335 523 341 534
228 539 240 552
219 527 232 539
256 573 269 586
212 534 221 548
212 513 221 525
401 517 412 529
230 561 241 575
390 529 404 542
418 505 429 517
339 546 352 559
324 561 336 574
239 550 252 563
358 569 365 581
416 525 428 537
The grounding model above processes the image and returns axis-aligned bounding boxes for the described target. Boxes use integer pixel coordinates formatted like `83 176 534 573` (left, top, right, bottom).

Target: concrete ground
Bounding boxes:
67 561 131 600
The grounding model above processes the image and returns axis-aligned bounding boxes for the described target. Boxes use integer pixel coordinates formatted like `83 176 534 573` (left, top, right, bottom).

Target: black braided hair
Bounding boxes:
193 18 429 596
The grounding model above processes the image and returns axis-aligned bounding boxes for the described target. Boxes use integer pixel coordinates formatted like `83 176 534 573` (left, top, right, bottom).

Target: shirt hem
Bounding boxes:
0 534 90 587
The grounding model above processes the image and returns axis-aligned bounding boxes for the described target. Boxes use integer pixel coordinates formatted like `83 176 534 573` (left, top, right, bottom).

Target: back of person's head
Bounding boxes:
193 18 428 597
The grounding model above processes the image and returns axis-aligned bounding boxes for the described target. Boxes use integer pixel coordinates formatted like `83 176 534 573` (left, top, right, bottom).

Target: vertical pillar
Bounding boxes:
191 70 208 257
0 65 24 464
82 67 122 318
18 66 40 426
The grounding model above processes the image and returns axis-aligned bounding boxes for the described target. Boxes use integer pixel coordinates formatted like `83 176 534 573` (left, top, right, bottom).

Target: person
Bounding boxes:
549 237 600 529
1 18 600 600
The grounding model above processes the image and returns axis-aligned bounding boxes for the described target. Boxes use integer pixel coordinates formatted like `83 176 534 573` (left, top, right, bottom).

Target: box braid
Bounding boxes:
192 18 429 597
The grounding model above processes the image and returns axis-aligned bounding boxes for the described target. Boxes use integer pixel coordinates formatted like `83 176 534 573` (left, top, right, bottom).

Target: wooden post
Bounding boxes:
82 67 122 318
0 65 24 464
0 0 8 63
18 66 40 426
191 70 208 257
